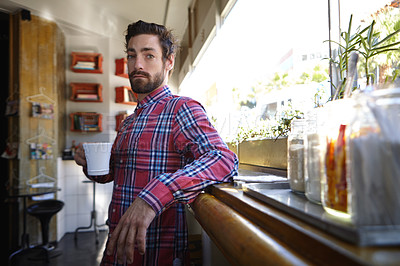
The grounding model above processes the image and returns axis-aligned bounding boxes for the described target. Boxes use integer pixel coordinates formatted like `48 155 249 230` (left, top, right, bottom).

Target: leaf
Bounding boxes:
372 40 400 51
366 20 375 47
394 20 400 32
375 28 400 46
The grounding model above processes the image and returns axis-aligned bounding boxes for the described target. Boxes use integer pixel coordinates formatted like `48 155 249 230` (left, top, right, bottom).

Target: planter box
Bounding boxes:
238 138 287 170
227 142 238 156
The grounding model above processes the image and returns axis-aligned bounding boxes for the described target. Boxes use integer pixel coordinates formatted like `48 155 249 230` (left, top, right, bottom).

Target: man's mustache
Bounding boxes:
129 70 150 79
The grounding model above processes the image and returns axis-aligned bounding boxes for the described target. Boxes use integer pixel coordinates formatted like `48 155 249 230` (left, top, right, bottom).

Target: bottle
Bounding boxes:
347 88 400 226
320 99 354 220
287 119 306 194
304 109 321 204
71 140 76 156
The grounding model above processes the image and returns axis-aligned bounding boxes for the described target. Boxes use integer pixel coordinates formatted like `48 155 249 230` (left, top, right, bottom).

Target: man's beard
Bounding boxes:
129 69 165 94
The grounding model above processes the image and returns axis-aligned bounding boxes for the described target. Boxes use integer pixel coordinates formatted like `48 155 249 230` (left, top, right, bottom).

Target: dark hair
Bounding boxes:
125 20 180 61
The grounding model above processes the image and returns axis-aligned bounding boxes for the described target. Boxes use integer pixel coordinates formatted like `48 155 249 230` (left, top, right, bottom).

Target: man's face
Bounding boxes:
126 34 172 94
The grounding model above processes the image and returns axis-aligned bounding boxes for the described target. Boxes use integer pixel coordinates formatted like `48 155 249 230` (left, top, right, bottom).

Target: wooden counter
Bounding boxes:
190 183 400 266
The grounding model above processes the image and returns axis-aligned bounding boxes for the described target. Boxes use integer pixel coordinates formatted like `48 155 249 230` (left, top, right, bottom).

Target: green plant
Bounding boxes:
326 14 400 94
271 106 304 139
358 20 400 85
325 15 367 99
231 104 304 145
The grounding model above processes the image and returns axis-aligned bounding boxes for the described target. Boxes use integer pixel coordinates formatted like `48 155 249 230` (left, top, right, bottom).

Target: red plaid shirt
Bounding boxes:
88 86 238 265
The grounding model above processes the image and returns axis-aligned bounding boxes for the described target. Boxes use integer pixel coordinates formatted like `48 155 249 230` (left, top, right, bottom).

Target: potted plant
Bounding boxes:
228 105 303 170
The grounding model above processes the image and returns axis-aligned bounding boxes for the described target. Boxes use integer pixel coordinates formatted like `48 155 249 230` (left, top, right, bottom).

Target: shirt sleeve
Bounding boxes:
137 99 239 215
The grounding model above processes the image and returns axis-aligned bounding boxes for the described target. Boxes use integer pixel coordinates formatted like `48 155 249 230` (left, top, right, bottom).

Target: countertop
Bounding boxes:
190 170 400 266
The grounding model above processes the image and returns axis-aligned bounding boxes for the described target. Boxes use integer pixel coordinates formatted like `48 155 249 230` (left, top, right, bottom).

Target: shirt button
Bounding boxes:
112 208 116 213
120 159 123 163
115 184 118 188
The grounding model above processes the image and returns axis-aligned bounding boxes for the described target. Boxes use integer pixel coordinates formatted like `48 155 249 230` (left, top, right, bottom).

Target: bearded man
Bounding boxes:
74 20 238 266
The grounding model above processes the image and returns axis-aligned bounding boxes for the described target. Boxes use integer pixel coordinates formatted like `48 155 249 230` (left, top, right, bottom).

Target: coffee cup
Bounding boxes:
83 142 113 176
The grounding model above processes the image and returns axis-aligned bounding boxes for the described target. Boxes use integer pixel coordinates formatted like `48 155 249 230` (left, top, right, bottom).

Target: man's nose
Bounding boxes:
134 55 144 70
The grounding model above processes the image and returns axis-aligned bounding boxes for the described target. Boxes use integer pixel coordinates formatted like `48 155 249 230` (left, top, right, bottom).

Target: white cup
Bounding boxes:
83 142 113 176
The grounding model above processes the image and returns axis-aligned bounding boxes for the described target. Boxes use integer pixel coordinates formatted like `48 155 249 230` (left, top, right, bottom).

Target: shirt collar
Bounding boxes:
136 85 172 109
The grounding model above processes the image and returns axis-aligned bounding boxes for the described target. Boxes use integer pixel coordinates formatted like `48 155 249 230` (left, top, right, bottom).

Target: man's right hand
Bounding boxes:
74 143 87 167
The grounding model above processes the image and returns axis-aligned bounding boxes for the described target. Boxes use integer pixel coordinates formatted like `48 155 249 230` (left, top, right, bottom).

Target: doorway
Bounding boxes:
0 10 11 261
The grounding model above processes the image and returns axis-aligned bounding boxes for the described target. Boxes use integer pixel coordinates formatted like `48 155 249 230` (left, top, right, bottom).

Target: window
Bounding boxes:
179 0 394 141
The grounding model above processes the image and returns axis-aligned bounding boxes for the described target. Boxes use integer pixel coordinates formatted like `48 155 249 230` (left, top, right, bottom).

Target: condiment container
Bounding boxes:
304 109 321 204
347 88 400 226
319 99 354 220
288 119 306 193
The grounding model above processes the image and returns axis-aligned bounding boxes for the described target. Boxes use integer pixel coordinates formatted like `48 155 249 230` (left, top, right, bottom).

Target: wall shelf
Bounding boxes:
115 86 137 105
70 83 103 102
115 112 129 131
70 52 103 74
70 112 102 132
115 58 129 78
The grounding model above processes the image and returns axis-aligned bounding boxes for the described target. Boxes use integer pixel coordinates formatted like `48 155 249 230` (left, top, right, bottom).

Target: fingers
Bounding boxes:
106 219 122 257
136 226 147 255
117 224 129 264
106 198 156 264
125 225 138 264
107 219 140 264
73 143 87 167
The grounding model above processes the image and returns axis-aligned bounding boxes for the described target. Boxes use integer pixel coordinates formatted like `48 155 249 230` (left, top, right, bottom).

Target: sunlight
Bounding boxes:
179 0 395 141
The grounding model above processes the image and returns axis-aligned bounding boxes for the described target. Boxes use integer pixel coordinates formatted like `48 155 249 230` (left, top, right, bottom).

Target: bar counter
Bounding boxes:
190 182 400 265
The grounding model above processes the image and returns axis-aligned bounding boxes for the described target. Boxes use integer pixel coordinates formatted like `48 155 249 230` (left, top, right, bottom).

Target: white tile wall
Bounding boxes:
57 158 113 240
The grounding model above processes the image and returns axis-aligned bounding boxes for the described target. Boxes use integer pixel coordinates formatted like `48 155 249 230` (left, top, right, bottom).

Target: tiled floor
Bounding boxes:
10 230 108 266
10 230 203 266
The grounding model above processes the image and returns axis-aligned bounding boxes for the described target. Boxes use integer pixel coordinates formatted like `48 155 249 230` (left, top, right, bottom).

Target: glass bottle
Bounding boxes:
347 88 400 226
287 119 306 194
304 109 321 204
320 99 354 220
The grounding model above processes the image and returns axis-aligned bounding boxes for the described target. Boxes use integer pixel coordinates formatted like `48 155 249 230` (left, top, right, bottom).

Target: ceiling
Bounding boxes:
0 0 192 40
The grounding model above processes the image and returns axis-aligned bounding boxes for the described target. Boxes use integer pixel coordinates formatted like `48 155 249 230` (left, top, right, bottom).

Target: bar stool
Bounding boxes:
74 180 106 244
27 199 64 260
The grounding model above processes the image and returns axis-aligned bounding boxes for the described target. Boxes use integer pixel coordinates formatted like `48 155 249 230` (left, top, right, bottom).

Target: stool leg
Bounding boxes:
39 218 51 246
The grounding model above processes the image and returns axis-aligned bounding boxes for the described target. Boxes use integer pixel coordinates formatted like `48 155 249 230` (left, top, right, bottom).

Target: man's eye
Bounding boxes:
127 54 135 59
146 54 155 59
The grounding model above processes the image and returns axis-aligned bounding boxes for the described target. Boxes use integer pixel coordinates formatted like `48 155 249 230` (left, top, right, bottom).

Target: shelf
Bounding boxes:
70 52 103 73
70 112 102 132
70 83 103 102
115 112 129 131
115 58 129 78
115 86 137 105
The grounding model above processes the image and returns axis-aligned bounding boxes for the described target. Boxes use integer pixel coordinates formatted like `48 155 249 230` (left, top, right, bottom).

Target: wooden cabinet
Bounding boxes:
70 83 103 102
70 112 102 132
115 58 129 78
70 52 103 73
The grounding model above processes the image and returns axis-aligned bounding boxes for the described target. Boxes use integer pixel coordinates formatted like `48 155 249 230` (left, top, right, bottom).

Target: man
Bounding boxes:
74 20 238 265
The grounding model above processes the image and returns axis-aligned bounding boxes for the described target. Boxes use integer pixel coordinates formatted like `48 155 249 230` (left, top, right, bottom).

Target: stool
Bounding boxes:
27 199 64 260
74 180 107 244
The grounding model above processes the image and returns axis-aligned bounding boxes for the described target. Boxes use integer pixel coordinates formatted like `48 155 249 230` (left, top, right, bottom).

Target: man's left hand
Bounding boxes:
106 197 156 264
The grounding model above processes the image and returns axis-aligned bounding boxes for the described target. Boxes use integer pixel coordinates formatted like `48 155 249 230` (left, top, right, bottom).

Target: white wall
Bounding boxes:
65 34 133 146
58 23 134 239
57 158 113 238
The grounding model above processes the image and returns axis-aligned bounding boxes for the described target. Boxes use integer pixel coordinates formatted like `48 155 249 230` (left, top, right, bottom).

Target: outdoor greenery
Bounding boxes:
327 8 400 98
230 6 400 145
232 104 304 145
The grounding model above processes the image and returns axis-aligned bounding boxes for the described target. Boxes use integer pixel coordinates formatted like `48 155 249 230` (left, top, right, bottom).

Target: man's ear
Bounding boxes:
166 54 175 72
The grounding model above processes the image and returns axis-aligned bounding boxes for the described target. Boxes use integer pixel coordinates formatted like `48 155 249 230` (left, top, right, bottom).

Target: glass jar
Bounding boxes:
288 119 306 194
320 99 354 220
304 109 321 204
347 88 400 226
